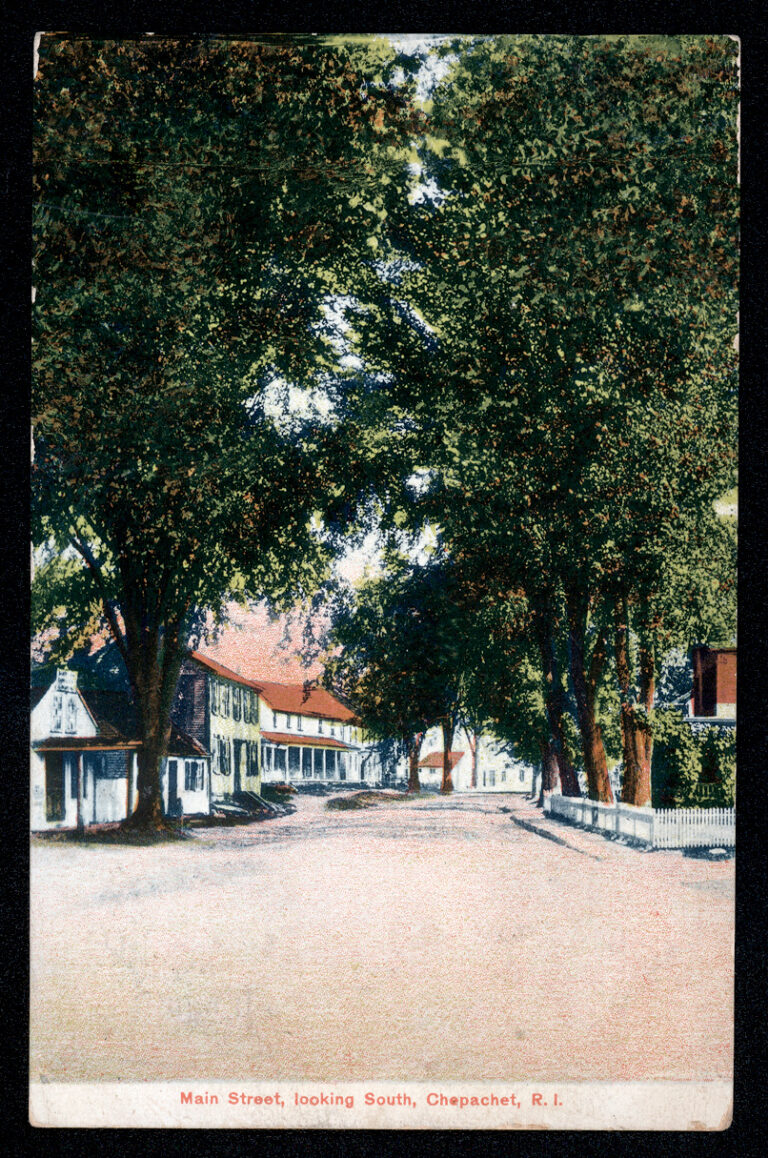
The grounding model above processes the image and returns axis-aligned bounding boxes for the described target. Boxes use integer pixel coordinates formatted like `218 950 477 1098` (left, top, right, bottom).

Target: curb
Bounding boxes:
509 813 607 861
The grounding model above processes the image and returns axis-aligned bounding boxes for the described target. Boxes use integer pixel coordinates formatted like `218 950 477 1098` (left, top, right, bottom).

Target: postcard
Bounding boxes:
30 33 737 1130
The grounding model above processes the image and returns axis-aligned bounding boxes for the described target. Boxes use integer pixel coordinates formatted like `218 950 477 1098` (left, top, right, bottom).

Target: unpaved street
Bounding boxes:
30 793 733 1084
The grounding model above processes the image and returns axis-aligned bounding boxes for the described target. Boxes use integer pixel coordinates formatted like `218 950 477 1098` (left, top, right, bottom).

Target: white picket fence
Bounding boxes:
544 793 734 849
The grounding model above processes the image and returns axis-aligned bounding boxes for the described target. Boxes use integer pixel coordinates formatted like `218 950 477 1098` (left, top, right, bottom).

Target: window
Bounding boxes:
222 685 231 716
185 760 204 792
218 738 230 775
302 748 312 778
233 686 241 722
274 747 287 775
69 755 78 799
210 681 218 715
286 714 293 730
249 742 259 778
501 768 507 782
273 711 279 729
288 747 300 777
51 694 63 734
313 748 324 778
339 753 347 781
65 697 77 734
317 718 324 734
296 715 303 732
326 750 337 778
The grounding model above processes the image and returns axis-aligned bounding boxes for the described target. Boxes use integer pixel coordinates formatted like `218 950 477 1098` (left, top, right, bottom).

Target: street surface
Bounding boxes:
30 793 733 1083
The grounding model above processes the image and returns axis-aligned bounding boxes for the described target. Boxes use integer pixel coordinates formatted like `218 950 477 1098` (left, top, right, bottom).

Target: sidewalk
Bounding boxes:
503 795 614 861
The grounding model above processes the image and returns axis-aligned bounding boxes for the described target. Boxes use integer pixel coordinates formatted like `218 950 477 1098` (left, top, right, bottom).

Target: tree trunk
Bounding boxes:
615 595 642 805
470 731 479 789
567 599 613 803
538 738 560 805
535 619 581 797
440 717 455 794
121 620 185 830
407 732 423 794
633 642 655 807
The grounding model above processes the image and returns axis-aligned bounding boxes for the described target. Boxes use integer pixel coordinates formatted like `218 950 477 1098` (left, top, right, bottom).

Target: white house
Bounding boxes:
416 726 535 793
31 669 210 831
256 680 368 787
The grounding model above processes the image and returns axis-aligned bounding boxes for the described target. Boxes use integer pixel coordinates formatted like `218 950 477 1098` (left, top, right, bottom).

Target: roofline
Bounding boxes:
186 651 264 692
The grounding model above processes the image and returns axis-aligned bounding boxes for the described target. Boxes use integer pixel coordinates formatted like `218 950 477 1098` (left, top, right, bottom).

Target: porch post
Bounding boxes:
76 753 85 835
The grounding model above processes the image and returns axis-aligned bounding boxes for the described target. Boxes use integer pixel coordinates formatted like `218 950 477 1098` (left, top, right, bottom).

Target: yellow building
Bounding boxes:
172 653 262 804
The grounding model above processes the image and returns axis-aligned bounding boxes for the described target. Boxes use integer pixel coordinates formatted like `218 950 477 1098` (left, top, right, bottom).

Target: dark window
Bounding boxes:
273 711 278 729
288 747 300 777
51 694 63 733
286 714 293 730
296 715 303 732
233 686 241 722
317 718 324 734
210 681 218 716
69 755 78 799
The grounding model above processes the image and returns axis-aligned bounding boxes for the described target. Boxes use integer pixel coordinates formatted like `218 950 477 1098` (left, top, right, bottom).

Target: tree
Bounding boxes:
322 559 470 794
32 35 419 827
348 35 738 802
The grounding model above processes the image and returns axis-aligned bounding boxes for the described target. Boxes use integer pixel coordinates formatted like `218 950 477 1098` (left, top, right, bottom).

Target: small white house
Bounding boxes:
416 726 535 793
31 669 210 831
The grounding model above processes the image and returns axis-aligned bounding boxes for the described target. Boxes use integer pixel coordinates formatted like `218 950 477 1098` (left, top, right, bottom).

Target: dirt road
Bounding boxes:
30 793 733 1083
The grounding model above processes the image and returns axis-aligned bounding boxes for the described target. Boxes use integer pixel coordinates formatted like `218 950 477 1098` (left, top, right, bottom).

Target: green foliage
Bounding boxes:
322 560 467 745
652 709 735 808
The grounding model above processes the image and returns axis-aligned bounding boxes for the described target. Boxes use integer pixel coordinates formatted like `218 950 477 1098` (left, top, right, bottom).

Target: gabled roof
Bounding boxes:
32 682 207 758
186 651 262 691
256 680 356 722
418 750 465 770
260 730 353 750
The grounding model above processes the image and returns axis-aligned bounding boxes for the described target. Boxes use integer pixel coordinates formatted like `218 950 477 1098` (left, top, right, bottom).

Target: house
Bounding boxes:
256 680 368 787
416 726 535 793
691 646 736 721
31 668 210 831
172 652 262 805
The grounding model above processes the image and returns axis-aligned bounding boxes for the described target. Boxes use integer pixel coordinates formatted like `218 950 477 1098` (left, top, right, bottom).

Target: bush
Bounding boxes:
652 709 735 808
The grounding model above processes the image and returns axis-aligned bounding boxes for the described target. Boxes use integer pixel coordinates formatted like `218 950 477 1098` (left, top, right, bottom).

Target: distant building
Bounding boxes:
416 727 535 793
691 646 736 721
31 669 209 831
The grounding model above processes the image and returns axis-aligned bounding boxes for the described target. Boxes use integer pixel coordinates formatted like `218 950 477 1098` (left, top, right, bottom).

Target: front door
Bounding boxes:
45 752 66 822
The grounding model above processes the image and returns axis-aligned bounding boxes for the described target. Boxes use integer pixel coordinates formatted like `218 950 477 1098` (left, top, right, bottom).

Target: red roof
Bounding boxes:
419 750 465 770
256 680 356 723
187 651 262 691
260 730 353 750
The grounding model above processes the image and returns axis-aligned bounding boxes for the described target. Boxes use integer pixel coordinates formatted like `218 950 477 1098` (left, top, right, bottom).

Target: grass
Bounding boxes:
325 790 418 811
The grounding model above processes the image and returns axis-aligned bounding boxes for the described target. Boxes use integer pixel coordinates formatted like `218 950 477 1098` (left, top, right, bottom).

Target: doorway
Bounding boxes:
45 752 66 822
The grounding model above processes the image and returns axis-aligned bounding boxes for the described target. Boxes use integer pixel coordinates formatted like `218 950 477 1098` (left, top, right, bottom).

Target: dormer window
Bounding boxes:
51 694 63 734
